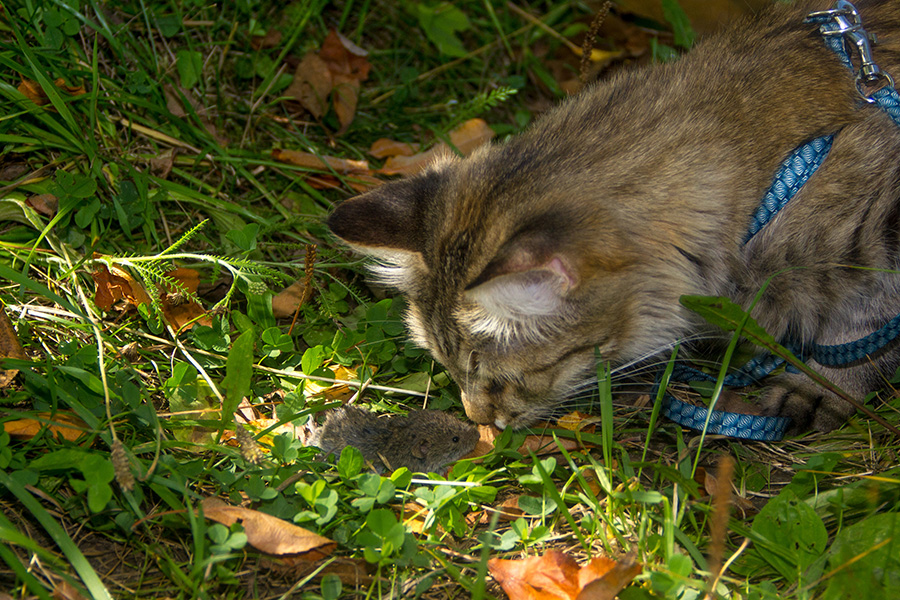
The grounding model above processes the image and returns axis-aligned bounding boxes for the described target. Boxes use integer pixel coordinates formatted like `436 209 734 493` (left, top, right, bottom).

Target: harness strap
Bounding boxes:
661 0 900 440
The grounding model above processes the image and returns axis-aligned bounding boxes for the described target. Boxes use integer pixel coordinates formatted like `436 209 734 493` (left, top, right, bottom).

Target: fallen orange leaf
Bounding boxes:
519 433 583 456
379 118 495 176
160 267 211 330
284 29 370 134
557 411 598 433
369 138 420 159
488 549 641 600
3 411 89 442
201 497 336 559
25 193 58 217
92 264 153 311
272 280 311 318
272 149 369 174
285 53 333 118
18 77 86 106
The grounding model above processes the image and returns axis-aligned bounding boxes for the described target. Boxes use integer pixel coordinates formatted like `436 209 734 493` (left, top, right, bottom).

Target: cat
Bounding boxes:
327 0 900 433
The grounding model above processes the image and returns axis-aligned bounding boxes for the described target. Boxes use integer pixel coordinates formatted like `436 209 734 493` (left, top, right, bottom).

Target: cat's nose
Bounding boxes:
460 391 495 425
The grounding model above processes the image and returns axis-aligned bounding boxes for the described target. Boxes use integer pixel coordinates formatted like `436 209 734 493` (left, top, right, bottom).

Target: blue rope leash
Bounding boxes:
744 135 835 243
661 1 900 440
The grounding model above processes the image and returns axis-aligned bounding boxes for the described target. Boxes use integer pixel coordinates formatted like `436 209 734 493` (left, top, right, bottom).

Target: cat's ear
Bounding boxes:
465 233 576 319
327 170 442 254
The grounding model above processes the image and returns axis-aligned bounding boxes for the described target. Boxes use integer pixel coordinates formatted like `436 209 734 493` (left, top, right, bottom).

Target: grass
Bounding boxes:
1 0 899 599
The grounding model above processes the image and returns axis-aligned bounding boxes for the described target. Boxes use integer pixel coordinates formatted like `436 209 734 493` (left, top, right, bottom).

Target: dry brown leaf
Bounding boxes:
201 497 336 559
465 424 500 459
574 556 643 600
163 85 187 118
465 423 585 460
18 77 86 106
272 280 309 318
557 411 598 433
284 29 370 132
243 417 308 445
332 74 360 134
251 28 282 50
149 149 175 179
519 433 583 456
398 501 430 534
0 305 27 388
489 549 641 600
25 193 58 217
285 53 333 118
160 267 212 330
379 118 495 176
163 85 227 146
51 580 90 600
369 138 420 159
497 495 527 521
235 398 258 423
303 365 373 401
319 29 371 80
92 264 153 311
272 148 369 174
4 411 89 442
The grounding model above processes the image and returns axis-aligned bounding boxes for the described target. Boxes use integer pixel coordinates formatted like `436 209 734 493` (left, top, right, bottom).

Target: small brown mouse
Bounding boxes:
310 406 479 473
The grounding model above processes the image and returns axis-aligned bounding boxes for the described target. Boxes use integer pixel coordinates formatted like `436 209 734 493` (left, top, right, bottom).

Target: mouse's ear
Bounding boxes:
412 438 431 459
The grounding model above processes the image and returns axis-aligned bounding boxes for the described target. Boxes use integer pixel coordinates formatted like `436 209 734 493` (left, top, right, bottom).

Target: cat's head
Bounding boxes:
327 125 706 428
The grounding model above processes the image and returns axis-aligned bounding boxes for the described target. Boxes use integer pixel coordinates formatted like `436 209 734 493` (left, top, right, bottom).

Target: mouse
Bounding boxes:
310 405 479 473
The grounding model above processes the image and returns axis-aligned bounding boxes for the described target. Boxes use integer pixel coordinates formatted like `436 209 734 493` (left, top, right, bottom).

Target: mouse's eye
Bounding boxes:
452 436 460 443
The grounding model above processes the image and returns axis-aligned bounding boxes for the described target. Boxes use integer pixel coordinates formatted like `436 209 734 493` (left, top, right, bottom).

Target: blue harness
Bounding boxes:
661 1 900 440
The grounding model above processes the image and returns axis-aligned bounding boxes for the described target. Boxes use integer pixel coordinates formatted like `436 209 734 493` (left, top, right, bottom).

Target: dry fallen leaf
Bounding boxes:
51 580 90 600
556 411 598 433
272 280 310 318
0 305 27 388
272 149 369 174
285 53 333 118
488 549 641 600
379 118 495 176
25 193 58 217
4 411 89 442
369 138 421 159
284 29 371 133
149 149 176 179
160 267 211 330
251 28 282 50
319 29 371 134
466 424 501 459
92 264 153 311
18 77 86 106
201 497 336 559
92 264 209 329
163 84 227 146
520 434 584 456
303 365 373 401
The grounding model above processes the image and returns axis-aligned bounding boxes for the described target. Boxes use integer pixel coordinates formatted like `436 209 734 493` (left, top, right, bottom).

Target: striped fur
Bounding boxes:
328 0 900 432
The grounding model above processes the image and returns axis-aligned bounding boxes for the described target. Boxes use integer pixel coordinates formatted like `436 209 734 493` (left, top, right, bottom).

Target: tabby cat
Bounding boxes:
327 0 900 433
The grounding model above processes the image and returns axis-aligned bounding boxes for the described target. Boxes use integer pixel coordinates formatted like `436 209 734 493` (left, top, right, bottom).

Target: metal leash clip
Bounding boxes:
806 0 895 101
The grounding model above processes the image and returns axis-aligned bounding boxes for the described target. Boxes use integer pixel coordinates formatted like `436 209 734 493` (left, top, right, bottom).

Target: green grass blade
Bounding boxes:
0 469 113 600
